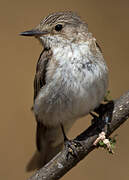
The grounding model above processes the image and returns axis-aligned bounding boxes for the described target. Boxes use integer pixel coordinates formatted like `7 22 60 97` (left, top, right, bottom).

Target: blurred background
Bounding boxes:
0 0 129 179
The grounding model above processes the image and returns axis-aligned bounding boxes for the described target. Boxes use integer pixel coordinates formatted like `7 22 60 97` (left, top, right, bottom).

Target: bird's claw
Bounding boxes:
64 139 82 159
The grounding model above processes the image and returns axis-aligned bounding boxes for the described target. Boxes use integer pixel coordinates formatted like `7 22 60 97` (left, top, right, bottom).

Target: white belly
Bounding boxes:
34 42 108 129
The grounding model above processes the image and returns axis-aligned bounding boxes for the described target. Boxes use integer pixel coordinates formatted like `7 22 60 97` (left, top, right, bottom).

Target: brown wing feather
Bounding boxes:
34 48 52 100
33 48 52 152
96 42 102 53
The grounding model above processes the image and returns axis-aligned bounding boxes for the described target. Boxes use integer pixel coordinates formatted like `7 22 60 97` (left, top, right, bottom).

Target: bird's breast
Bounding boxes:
47 42 108 117
34 42 108 127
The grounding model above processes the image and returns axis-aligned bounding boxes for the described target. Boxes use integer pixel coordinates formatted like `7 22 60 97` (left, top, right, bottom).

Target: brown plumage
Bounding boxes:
27 47 64 171
21 11 108 171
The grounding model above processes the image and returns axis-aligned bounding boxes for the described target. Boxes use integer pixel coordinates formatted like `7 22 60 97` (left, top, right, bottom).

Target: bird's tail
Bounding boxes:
26 122 63 171
26 143 63 171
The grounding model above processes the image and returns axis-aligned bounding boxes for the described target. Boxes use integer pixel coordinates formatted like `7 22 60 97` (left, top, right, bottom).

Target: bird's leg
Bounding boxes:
60 123 68 142
60 123 82 159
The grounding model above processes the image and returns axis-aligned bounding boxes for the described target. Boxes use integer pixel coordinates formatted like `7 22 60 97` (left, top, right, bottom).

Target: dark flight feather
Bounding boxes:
33 48 52 151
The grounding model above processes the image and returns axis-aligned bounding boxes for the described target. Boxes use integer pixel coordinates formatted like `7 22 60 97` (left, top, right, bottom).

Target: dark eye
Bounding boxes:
55 24 63 31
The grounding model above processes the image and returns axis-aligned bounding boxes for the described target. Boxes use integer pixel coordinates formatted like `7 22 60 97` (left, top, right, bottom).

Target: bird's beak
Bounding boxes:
20 29 48 37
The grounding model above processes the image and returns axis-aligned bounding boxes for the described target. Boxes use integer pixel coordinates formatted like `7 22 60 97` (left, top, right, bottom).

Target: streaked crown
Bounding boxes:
20 11 89 46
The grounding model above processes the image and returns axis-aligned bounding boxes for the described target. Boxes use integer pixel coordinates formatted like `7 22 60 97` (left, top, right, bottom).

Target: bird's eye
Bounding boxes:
55 24 63 31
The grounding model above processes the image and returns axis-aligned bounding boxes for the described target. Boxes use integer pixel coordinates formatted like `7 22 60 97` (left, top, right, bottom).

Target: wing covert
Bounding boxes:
34 48 52 100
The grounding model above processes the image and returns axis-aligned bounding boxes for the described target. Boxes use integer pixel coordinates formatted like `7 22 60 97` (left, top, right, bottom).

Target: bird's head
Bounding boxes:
20 11 89 48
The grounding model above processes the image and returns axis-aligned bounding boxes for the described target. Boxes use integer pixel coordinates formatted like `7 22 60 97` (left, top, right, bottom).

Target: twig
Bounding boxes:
28 91 129 180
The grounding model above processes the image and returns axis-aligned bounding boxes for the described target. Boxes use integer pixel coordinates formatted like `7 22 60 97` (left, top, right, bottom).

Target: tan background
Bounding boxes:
0 0 129 179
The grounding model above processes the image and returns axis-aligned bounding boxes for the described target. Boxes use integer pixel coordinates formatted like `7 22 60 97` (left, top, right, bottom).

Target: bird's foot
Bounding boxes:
60 123 82 159
64 139 82 159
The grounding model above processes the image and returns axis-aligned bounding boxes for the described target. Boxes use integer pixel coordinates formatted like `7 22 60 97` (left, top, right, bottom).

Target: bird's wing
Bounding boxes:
27 48 64 170
33 48 52 151
96 42 102 53
34 48 52 100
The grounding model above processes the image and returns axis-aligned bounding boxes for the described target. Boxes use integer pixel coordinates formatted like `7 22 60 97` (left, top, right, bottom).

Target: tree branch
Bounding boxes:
28 91 129 180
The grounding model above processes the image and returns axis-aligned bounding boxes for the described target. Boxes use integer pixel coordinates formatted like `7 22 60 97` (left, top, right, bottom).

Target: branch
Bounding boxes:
28 91 129 180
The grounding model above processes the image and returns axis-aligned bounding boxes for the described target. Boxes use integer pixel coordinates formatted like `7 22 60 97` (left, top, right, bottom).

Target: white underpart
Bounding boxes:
34 35 108 131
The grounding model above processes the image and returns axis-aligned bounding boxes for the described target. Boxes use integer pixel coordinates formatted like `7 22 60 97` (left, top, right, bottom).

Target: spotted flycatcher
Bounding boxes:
20 11 108 170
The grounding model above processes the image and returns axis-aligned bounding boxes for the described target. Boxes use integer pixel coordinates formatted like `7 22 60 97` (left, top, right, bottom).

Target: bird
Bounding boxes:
20 11 108 171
